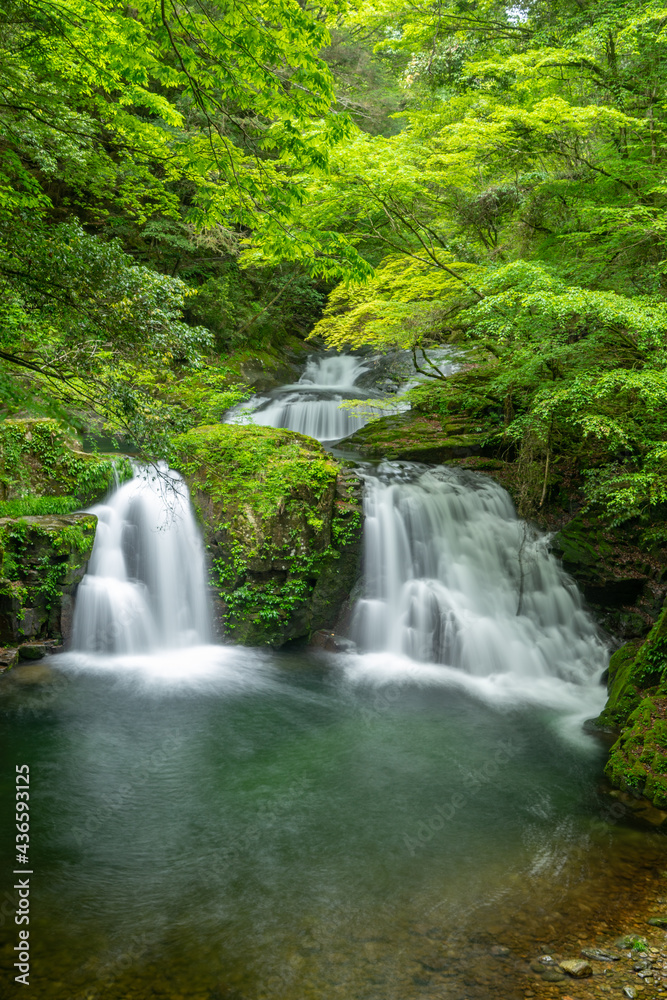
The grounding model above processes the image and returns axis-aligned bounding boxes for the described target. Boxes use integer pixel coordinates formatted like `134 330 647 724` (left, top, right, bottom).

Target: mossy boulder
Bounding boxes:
606 697 667 809
0 514 97 646
597 639 646 730
170 424 363 647
345 411 485 462
598 600 667 811
0 418 130 513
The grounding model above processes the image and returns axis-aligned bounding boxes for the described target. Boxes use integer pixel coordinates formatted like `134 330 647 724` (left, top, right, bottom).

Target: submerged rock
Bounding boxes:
542 968 567 982
170 425 363 647
310 630 357 653
489 945 510 957
559 958 593 977
581 947 621 961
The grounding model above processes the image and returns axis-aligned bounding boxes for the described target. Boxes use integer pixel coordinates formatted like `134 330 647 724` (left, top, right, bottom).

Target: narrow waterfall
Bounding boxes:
72 465 210 653
228 353 385 443
352 463 607 683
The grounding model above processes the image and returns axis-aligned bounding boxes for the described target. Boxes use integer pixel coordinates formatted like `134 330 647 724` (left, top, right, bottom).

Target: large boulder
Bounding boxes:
170 424 363 647
0 513 97 646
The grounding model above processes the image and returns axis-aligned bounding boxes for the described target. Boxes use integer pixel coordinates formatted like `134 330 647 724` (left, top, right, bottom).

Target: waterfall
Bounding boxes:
228 353 386 443
72 465 210 654
352 463 607 684
299 354 368 388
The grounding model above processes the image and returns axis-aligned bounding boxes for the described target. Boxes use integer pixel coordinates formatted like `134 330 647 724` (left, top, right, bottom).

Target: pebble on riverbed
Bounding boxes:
559 958 593 977
581 946 621 961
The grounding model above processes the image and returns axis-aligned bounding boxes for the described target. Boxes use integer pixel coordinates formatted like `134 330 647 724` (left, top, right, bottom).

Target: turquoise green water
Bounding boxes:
0 648 663 999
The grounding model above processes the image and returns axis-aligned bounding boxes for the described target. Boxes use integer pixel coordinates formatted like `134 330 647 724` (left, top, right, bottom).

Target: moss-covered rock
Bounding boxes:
597 639 646 730
552 514 652 612
345 411 485 462
0 418 130 512
606 696 667 809
597 600 667 811
170 424 363 647
0 514 97 645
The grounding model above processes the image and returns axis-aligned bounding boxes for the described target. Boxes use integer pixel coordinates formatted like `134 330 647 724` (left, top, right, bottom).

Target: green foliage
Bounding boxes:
0 512 97 642
0 497 79 518
186 265 328 351
0 0 351 238
0 0 374 448
0 419 130 504
296 0 667 521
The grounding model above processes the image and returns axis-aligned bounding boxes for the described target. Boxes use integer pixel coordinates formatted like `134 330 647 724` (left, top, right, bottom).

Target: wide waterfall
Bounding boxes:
71 465 210 653
228 352 385 442
352 462 607 684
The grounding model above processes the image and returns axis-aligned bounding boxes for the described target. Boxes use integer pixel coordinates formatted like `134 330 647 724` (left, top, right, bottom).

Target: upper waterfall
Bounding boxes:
352 462 607 684
71 465 210 654
227 352 384 443
298 354 368 388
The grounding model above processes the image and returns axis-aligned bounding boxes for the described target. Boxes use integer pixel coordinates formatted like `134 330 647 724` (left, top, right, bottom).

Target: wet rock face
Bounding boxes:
551 513 667 640
345 411 486 463
0 513 97 647
170 424 363 647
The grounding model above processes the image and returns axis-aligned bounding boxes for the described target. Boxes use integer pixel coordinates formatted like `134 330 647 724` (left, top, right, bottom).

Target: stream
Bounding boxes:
1 353 666 1000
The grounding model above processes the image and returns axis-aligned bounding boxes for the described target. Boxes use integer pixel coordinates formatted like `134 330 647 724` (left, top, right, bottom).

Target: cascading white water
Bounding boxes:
72 465 210 654
352 463 607 683
228 353 385 442
299 354 368 388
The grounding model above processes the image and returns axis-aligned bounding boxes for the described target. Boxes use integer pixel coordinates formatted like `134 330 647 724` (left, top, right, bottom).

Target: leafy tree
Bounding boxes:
304 0 667 520
0 0 371 448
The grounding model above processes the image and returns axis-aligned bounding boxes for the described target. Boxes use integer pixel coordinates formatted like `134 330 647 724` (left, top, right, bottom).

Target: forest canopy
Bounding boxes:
2 0 667 520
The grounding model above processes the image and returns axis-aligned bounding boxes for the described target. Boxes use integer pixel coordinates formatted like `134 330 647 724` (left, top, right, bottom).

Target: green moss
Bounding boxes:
554 517 610 569
596 639 645 728
0 419 131 505
600 600 667 808
0 513 97 644
634 602 667 686
0 496 80 517
171 423 339 519
345 411 485 461
605 696 667 808
169 424 362 646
